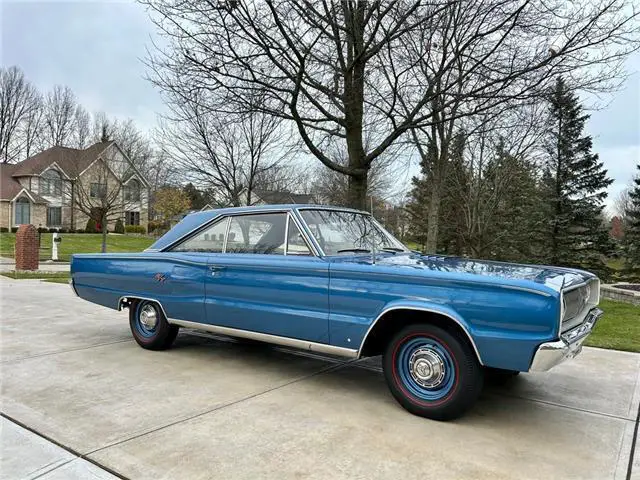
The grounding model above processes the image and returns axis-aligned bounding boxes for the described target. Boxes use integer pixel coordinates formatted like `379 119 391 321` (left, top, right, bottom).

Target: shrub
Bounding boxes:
48 227 59 233
75 228 85 234
37 227 48 233
58 228 68 234
85 218 98 233
114 218 125 234
11 227 18 233
0 227 8 233
125 225 146 234
148 219 166 232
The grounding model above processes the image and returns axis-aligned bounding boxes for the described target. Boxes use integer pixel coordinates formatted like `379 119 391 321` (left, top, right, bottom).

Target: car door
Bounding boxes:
164 218 229 322
204 211 330 344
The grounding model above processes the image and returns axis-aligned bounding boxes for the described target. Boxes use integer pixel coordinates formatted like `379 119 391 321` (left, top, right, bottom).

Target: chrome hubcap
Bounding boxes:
139 304 158 330
409 347 446 388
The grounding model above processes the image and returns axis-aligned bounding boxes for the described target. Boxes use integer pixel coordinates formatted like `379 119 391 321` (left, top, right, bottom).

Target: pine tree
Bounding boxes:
541 77 613 275
480 142 544 262
406 138 438 250
624 162 640 279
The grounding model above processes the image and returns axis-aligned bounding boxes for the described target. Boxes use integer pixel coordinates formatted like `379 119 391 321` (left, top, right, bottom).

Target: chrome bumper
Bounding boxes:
529 308 603 372
69 279 79 297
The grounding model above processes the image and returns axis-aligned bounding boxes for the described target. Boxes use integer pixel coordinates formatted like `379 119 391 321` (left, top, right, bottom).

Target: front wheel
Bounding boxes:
129 299 179 350
383 324 483 421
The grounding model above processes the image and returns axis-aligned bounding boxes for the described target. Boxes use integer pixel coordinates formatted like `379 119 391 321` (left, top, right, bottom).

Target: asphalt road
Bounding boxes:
1 277 638 479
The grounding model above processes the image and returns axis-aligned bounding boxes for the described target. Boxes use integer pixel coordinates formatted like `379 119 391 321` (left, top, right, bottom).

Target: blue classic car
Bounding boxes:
71 205 602 420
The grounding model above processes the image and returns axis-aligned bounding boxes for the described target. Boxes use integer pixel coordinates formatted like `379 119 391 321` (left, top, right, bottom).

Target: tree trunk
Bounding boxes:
424 182 441 253
101 215 107 253
347 171 368 210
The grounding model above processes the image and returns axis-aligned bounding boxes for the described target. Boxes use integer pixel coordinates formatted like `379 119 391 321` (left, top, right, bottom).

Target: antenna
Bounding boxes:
370 196 376 265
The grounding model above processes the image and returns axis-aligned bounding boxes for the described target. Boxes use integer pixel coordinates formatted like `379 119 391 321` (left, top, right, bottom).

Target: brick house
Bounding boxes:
0 141 150 231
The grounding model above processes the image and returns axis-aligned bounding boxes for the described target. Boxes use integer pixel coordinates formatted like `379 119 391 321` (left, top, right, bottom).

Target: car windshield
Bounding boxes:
299 209 407 256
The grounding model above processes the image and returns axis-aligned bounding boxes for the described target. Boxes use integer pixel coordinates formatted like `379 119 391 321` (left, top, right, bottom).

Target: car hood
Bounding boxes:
331 252 595 292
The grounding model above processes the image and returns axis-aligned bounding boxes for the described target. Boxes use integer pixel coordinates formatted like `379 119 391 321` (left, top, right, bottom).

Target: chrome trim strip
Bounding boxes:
290 209 324 256
495 285 553 297
284 213 290 255
530 307 602 372
357 306 483 364
167 319 358 358
288 211 320 257
222 216 231 253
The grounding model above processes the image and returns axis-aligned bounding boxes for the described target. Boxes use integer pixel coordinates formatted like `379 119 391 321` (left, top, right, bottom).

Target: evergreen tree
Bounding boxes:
624 162 640 279
480 142 544 262
406 138 438 250
436 132 469 255
541 77 613 274
183 183 207 210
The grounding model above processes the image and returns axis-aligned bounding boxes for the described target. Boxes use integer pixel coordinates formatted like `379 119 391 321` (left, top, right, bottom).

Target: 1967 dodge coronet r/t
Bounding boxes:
71 205 602 420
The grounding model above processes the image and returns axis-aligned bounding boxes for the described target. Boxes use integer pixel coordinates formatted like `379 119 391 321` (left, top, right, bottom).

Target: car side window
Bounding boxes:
226 213 286 255
172 218 228 253
287 220 312 255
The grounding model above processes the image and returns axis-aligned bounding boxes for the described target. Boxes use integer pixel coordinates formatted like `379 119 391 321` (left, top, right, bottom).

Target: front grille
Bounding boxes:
561 279 599 331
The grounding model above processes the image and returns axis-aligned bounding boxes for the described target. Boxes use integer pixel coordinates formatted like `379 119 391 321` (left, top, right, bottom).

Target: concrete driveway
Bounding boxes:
1 277 638 480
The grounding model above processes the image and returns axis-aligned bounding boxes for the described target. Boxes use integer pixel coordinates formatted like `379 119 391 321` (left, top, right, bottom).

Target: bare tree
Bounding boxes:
43 85 77 146
156 88 294 207
73 105 91 148
0 66 40 163
91 112 154 171
18 93 44 160
144 0 639 210
614 187 631 221
73 154 139 252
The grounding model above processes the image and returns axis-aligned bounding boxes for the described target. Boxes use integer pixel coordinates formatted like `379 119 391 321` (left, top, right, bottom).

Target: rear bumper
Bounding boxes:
529 308 603 372
69 279 79 297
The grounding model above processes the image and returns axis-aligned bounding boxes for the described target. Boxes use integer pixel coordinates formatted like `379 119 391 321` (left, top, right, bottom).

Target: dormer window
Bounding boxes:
41 169 62 196
124 178 141 202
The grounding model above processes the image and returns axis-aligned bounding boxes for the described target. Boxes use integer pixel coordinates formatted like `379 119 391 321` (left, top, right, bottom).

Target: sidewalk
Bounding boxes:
0 416 118 480
0 258 69 273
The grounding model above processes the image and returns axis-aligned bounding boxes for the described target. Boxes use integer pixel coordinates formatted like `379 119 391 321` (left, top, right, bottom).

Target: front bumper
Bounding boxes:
529 307 603 372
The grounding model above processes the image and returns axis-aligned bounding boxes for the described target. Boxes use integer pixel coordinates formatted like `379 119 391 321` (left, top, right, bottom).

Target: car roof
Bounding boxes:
148 204 370 251
200 204 368 216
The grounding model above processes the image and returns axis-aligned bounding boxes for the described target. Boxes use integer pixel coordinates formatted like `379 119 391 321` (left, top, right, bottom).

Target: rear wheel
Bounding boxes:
129 299 179 350
382 323 483 421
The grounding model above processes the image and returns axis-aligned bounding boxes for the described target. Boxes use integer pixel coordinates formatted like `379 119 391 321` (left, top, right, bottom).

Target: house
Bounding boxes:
0 141 150 231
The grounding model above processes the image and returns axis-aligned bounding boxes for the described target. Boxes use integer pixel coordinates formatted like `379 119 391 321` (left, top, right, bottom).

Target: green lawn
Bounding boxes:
0 233 155 262
0 271 70 283
584 299 640 353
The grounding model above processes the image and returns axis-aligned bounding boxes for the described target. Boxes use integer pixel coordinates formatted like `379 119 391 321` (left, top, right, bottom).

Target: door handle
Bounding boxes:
209 265 226 276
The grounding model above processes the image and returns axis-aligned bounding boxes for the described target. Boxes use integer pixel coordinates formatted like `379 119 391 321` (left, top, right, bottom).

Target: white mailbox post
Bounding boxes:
52 232 60 261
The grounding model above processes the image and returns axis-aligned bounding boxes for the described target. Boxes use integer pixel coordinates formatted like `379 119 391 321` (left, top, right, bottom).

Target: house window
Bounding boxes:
41 169 62 196
124 179 141 202
125 211 140 226
90 183 107 198
47 207 62 226
15 197 31 225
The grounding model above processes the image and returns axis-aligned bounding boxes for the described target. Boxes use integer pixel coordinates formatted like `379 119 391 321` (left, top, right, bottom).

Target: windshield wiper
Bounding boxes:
337 248 372 254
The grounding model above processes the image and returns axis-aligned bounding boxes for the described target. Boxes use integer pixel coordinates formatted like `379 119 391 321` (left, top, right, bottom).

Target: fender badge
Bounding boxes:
154 273 167 283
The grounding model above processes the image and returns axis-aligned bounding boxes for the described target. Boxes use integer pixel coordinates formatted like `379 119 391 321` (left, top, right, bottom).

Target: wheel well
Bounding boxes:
117 297 166 318
359 309 480 362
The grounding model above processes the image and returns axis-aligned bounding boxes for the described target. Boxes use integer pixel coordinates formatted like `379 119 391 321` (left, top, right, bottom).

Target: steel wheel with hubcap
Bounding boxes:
129 299 179 350
383 323 483 420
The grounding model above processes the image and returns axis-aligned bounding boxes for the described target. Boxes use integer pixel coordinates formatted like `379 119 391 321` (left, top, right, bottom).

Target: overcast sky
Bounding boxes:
2 0 639 212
